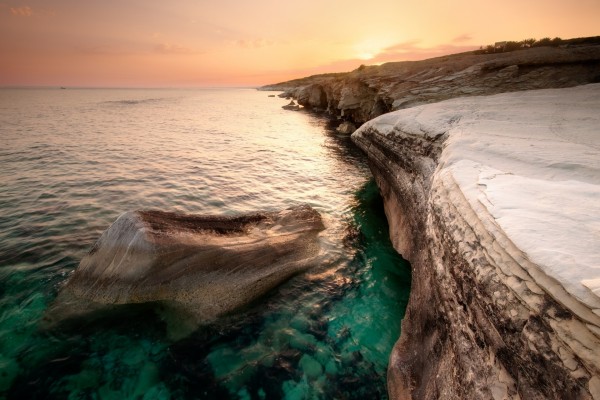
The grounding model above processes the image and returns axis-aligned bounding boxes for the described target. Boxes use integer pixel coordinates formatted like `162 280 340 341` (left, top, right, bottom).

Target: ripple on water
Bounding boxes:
0 88 410 398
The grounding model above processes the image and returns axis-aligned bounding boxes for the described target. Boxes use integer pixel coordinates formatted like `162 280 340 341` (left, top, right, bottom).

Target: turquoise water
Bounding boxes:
0 88 410 398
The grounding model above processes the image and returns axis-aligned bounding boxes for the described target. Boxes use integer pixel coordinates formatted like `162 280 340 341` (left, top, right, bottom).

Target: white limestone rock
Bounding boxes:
353 83 600 399
361 84 600 315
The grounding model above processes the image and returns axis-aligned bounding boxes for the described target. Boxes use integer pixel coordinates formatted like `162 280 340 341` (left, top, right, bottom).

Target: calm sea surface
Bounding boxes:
0 88 410 399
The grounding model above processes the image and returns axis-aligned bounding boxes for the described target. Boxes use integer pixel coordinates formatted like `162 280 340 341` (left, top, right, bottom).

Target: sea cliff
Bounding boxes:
352 84 600 399
262 39 600 129
263 39 600 399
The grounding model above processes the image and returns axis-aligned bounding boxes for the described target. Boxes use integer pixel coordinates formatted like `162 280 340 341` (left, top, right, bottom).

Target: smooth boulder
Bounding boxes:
46 205 325 335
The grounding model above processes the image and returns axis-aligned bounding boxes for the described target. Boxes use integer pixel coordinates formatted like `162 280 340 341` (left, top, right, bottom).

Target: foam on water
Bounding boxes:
0 88 410 398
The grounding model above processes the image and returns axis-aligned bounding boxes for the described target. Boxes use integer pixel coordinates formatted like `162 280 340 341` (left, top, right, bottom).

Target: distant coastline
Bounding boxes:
261 35 600 131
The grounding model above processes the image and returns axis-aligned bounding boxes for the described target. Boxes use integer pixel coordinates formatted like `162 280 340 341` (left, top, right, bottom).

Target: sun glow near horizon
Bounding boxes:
353 37 394 61
1 0 599 87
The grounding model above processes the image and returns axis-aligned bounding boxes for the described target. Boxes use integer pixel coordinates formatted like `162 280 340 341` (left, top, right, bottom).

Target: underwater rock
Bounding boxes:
46 205 325 336
352 84 600 399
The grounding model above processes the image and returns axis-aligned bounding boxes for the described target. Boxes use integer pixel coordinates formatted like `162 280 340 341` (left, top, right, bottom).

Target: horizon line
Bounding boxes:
0 85 263 90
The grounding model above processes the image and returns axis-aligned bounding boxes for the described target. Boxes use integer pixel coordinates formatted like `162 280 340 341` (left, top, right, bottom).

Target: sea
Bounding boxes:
0 88 410 399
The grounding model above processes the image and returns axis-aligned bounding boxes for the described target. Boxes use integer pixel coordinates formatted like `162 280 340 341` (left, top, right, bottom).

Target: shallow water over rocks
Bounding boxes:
0 88 410 398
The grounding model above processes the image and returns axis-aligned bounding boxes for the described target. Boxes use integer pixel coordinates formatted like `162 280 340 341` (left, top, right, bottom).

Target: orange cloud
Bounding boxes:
73 45 135 56
251 39 481 86
10 6 32 17
153 43 201 55
234 38 276 49
369 40 478 64
452 34 473 43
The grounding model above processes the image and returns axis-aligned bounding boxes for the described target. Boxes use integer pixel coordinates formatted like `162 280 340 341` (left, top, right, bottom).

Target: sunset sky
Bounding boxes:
1 0 599 87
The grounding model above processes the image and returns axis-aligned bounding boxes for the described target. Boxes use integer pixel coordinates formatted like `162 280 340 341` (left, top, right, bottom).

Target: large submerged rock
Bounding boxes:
46 205 325 335
352 84 600 399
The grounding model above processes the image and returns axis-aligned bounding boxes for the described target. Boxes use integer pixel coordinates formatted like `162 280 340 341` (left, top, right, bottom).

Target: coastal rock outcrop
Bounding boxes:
262 39 600 126
335 121 357 134
282 100 300 110
352 84 600 399
46 205 325 335
296 84 328 110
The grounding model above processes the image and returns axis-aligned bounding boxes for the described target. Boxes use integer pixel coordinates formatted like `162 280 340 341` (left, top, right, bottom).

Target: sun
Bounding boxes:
357 52 376 60
353 38 389 61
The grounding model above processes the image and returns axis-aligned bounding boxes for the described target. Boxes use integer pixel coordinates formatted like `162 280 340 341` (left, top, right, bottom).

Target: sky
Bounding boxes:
1 0 599 87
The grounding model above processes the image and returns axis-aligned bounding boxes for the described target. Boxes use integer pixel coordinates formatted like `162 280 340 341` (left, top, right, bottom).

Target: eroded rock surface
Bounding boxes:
263 40 600 126
46 205 325 335
335 121 357 134
352 84 600 399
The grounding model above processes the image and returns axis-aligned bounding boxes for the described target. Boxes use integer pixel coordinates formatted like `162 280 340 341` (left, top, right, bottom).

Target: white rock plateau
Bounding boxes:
352 83 600 399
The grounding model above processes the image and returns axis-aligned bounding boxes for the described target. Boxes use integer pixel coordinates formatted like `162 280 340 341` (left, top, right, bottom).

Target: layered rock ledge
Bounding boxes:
46 205 325 335
351 84 600 399
262 39 600 128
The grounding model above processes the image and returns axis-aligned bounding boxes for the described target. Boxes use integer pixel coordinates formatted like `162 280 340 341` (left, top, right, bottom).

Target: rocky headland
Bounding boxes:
262 38 600 131
264 38 600 399
46 205 325 337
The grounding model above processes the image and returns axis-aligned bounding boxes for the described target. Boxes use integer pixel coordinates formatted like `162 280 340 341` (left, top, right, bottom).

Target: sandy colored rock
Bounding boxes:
296 84 328 109
46 205 325 336
335 121 357 134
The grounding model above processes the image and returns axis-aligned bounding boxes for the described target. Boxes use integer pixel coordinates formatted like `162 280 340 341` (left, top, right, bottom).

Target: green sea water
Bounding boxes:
0 88 410 399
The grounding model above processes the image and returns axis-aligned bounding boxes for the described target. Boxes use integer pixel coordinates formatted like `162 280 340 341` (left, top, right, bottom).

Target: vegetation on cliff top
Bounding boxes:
475 35 600 54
